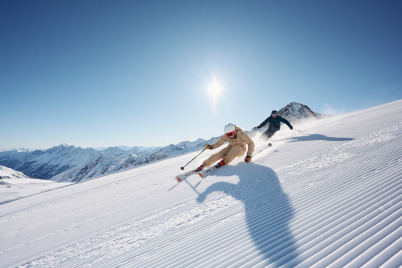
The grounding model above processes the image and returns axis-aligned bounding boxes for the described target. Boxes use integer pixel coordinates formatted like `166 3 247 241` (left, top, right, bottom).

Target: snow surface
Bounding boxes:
0 100 401 267
0 165 72 205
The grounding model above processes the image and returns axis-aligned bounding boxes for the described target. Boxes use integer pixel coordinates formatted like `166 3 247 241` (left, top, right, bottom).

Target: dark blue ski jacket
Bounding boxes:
258 115 293 130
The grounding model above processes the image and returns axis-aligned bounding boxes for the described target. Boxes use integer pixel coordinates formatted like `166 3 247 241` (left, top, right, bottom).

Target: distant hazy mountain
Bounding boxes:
117 137 219 172
0 165 29 179
94 145 158 151
0 144 99 180
0 102 323 182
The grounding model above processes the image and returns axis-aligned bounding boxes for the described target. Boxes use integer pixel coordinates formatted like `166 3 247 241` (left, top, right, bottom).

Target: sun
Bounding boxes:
207 79 224 99
202 75 227 110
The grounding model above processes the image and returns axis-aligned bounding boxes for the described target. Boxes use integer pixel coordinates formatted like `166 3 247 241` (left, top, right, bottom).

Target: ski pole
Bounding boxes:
252 143 272 158
181 148 206 170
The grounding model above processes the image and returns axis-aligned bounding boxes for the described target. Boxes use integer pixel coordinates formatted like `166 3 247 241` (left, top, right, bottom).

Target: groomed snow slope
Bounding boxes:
0 100 401 267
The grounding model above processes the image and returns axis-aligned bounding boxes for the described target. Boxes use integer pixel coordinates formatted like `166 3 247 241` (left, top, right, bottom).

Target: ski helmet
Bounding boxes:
271 110 278 117
224 123 236 133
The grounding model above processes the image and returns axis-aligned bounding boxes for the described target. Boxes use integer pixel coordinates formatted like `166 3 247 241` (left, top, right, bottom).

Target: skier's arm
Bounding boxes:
212 136 226 149
242 133 255 156
257 117 271 129
280 117 293 130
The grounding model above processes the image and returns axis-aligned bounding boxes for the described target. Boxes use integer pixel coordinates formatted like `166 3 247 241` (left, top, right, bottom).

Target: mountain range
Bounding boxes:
0 102 323 182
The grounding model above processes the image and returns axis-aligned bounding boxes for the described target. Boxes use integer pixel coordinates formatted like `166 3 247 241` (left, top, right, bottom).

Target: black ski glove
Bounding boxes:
245 155 252 163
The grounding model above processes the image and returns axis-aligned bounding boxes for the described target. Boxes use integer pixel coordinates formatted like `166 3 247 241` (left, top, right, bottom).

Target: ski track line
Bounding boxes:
361 235 402 268
292 198 402 267
324 216 402 267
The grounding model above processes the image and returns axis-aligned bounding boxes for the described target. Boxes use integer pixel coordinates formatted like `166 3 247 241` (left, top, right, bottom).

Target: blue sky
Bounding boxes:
1 0 401 149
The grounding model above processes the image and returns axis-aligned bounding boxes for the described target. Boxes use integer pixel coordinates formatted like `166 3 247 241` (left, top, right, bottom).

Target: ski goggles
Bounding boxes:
272 113 277 117
225 130 236 137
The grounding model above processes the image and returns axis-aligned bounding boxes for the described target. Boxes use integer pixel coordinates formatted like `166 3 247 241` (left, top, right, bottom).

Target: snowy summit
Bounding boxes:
0 100 401 267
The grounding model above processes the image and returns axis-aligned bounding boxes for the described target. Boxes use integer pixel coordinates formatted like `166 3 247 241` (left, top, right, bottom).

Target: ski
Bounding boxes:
198 165 219 178
175 169 198 183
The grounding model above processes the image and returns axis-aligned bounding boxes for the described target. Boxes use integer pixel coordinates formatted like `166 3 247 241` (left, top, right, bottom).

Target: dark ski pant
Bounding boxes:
262 125 280 139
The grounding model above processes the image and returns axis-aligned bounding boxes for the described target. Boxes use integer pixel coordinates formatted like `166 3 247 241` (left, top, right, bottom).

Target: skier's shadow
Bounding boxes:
196 163 298 266
288 134 354 142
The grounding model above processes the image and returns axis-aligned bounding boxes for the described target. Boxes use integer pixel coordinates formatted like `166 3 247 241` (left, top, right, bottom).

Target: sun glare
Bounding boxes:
207 79 223 99
202 75 227 110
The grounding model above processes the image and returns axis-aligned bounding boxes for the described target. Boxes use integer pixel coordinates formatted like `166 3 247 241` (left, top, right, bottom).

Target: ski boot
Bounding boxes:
215 160 226 168
195 165 204 172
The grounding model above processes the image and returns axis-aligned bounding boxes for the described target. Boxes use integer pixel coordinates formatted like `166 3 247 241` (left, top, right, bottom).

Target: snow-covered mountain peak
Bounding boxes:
101 147 126 154
278 102 319 122
177 138 207 148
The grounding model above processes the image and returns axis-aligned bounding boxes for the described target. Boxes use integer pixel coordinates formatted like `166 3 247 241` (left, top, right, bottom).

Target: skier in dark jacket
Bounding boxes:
254 110 293 139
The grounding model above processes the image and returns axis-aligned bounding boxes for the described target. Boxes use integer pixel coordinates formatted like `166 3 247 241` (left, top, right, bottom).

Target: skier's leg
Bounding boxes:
222 145 246 165
264 125 278 139
202 146 231 167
